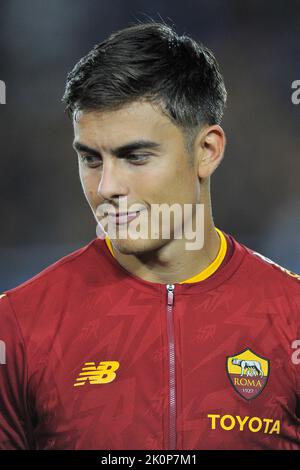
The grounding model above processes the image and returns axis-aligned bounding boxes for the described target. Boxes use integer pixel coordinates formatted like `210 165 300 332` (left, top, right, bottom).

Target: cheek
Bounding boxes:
154 161 197 201
79 169 100 202
137 160 193 202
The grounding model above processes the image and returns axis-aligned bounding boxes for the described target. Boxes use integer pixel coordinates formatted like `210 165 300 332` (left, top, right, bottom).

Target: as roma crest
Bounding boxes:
226 348 270 400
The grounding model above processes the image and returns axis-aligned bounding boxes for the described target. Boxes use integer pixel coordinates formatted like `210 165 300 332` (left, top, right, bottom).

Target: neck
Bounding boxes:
109 220 221 284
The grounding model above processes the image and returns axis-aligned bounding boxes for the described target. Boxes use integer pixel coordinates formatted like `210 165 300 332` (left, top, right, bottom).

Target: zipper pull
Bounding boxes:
166 284 175 306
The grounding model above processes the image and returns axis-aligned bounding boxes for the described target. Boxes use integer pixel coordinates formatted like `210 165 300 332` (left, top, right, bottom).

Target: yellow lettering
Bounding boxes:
207 414 280 435
207 414 220 430
270 420 280 434
234 378 262 387
262 418 273 433
220 414 235 431
74 361 120 386
248 417 262 432
236 415 249 431
91 361 120 384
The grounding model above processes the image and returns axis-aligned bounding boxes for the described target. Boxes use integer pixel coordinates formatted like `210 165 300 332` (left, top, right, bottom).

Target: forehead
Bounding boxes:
73 100 180 148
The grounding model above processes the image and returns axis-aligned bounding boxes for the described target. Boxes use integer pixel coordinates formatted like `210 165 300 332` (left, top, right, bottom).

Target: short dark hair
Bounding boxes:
62 21 227 153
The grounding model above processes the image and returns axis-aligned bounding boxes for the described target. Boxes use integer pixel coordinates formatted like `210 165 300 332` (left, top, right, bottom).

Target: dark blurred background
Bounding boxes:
1 0 300 290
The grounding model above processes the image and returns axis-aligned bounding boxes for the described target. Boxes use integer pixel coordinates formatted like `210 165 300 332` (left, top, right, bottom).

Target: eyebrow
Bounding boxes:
72 139 162 157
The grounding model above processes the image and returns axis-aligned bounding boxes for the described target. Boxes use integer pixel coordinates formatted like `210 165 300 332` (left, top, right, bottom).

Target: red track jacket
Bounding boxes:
0 230 300 449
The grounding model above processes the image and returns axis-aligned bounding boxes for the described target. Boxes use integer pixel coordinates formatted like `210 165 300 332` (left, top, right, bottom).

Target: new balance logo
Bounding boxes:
73 361 120 387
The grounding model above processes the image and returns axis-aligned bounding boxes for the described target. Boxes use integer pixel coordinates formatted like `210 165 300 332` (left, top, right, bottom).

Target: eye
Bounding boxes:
81 155 102 168
126 153 150 164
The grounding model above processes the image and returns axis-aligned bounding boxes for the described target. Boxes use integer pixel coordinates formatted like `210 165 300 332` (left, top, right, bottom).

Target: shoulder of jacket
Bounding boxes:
2 239 98 300
244 246 300 287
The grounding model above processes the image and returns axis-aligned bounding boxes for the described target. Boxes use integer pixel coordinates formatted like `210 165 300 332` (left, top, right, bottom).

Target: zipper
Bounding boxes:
166 284 176 450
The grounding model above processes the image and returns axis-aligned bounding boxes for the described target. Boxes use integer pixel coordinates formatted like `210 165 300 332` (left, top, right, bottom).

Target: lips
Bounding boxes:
107 211 141 225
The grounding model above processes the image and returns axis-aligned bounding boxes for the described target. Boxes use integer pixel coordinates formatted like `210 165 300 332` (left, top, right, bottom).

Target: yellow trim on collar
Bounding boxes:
104 227 227 284
179 228 226 283
105 235 114 257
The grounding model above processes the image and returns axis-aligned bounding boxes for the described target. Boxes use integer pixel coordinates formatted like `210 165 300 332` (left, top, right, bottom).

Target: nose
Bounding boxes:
97 159 128 200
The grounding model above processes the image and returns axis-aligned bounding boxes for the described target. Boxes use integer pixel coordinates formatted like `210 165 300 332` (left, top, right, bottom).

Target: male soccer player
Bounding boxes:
0 22 299 450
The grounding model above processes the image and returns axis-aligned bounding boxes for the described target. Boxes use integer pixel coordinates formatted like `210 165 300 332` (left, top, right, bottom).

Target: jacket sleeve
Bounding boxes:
0 294 34 449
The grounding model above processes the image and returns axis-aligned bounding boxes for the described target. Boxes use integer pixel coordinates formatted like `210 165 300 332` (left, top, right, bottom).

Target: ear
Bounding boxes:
195 125 226 179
